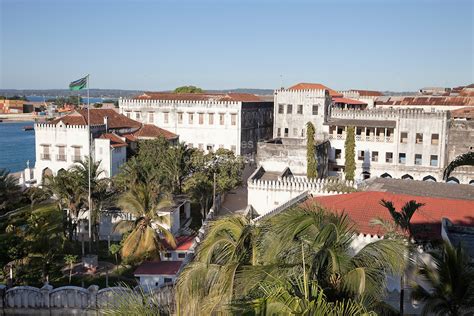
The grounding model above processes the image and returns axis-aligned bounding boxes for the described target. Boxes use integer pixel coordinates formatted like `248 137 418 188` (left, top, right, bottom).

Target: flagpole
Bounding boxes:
87 75 92 253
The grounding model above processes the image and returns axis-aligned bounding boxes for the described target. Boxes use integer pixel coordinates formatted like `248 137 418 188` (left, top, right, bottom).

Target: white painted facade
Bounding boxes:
136 274 177 289
119 98 273 156
33 122 126 184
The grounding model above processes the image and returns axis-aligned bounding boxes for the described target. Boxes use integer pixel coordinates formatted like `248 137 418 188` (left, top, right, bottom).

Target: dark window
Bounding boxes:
415 154 422 165
164 252 172 258
399 153 406 164
335 149 342 159
372 151 379 162
278 104 284 114
284 128 289 137
164 278 173 283
312 105 318 115
178 253 186 259
297 104 303 114
287 104 293 114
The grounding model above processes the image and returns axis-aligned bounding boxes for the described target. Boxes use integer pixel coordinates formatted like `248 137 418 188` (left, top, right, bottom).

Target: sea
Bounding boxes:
0 121 35 173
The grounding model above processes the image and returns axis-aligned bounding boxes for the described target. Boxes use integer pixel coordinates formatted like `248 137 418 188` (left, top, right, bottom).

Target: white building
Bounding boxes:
31 108 177 184
119 92 273 157
134 261 182 289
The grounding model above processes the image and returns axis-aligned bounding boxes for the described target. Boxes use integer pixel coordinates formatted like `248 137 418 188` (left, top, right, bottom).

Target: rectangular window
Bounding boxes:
178 112 183 124
430 155 438 167
358 150 365 161
41 145 51 160
335 149 342 159
164 278 173 283
164 252 172 258
416 133 423 144
125 111 131 118
57 146 66 161
312 105 318 115
135 112 141 120
385 152 393 163
297 104 303 114
208 113 214 125
371 151 379 162
199 113 204 125
206 144 213 152
301 129 305 137
278 104 284 114
277 128 281 137
399 153 406 164
188 113 194 124
178 253 186 259
231 114 237 126
164 112 169 124
356 127 363 136
431 134 439 145
148 112 154 123
72 146 81 162
287 104 293 114
284 128 289 137
415 154 422 165
219 113 225 125
293 128 298 136
400 132 408 143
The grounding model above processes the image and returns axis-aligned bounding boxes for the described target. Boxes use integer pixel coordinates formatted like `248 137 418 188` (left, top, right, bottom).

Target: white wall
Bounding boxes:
137 274 177 289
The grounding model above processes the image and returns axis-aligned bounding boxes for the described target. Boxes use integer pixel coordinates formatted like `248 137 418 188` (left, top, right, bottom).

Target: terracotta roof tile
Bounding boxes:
134 92 263 102
99 133 127 148
51 109 141 129
332 97 367 105
128 124 178 140
134 261 182 275
162 235 195 251
287 83 343 97
305 191 474 239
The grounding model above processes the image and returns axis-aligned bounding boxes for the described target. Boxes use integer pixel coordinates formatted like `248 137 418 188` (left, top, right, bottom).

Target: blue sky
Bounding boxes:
0 0 472 91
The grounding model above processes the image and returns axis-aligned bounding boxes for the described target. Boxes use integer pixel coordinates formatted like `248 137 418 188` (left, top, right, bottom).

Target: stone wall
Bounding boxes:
0 284 174 315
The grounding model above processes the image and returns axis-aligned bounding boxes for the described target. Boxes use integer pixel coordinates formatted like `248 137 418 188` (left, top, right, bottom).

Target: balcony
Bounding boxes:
71 155 82 162
56 154 67 161
40 153 51 160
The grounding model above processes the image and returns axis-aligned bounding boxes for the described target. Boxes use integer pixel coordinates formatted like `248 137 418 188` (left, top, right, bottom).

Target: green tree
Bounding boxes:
109 244 121 268
162 142 194 194
411 242 474 316
0 168 24 215
306 122 318 179
443 151 474 180
344 126 356 181
64 254 77 284
114 182 176 262
173 85 203 93
182 171 213 217
176 215 260 315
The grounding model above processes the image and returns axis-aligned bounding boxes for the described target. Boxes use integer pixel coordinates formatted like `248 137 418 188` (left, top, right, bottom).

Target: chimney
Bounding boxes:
104 116 108 132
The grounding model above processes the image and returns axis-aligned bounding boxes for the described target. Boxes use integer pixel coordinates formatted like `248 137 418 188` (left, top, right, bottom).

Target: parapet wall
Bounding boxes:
0 284 174 315
119 98 242 109
331 108 448 120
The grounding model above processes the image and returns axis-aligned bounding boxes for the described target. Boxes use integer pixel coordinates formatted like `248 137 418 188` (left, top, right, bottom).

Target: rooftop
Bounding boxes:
332 97 367 105
162 235 195 251
307 191 474 239
134 92 263 102
360 177 474 201
350 90 384 97
287 83 343 98
98 133 127 148
375 96 474 107
51 109 141 129
129 124 178 140
134 261 182 276
451 107 474 120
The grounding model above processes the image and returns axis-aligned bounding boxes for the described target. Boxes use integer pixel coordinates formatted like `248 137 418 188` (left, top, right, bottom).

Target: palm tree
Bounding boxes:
443 151 474 180
411 242 474 315
114 182 176 262
176 215 260 315
261 206 406 309
0 168 24 215
162 142 194 194
380 199 425 316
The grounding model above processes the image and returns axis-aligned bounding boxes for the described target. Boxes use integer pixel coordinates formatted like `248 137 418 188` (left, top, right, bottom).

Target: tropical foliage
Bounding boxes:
306 122 318 179
411 242 474 316
344 126 356 181
176 205 407 314
443 151 474 180
173 85 204 93
0 168 25 215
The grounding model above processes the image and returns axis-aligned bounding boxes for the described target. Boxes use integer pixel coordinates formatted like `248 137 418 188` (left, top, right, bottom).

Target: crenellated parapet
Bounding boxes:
330 108 448 120
119 98 242 109
34 122 105 131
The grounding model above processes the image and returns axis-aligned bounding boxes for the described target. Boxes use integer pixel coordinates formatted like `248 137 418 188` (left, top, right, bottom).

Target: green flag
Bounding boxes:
69 75 88 91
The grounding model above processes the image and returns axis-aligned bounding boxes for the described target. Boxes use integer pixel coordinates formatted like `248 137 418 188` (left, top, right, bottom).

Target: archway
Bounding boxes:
446 177 460 184
362 171 371 180
422 175 437 182
401 174 414 180
469 180 474 186
380 173 392 179
57 168 67 176
42 168 53 185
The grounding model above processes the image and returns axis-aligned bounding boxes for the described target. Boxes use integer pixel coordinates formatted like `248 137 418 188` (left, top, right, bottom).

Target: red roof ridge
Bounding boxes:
287 83 343 97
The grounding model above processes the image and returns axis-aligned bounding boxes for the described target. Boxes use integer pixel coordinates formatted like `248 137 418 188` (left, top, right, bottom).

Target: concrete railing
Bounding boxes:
331 108 448 120
0 284 174 315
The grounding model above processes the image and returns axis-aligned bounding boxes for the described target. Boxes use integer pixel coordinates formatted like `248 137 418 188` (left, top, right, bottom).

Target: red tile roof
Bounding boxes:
351 90 383 97
287 83 343 97
332 97 367 105
130 124 178 140
306 191 474 239
134 261 182 275
162 235 195 251
51 109 141 129
99 133 127 148
134 92 263 102
375 96 474 107
451 107 474 119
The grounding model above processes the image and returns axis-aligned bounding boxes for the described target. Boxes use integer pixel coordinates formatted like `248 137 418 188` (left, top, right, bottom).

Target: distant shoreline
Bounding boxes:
0 114 37 123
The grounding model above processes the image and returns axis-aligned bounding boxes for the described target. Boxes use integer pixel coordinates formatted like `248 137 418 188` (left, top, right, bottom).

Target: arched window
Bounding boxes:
380 172 392 178
446 177 460 184
401 174 414 180
422 175 437 182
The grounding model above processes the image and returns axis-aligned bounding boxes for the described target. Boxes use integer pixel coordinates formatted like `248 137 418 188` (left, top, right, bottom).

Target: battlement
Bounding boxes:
331 108 448 120
274 88 328 99
34 122 105 130
119 98 242 109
